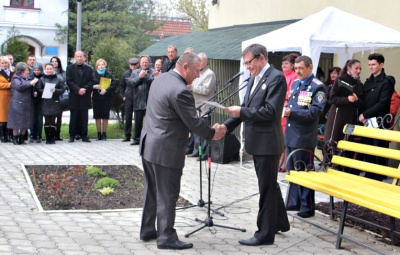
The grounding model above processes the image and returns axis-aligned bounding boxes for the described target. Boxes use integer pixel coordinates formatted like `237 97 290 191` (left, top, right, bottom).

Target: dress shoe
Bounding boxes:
140 233 157 242
68 137 74 143
122 137 131 142
157 240 193 250
286 206 300 211
185 149 193 155
130 141 139 145
296 211 315 218
238 236 271 246
196 155 208 161
82 137 91 143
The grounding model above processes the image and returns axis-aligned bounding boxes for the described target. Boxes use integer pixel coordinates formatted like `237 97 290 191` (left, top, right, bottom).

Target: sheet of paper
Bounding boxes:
366 117 378 128
42 83 56 99
202 101 226 109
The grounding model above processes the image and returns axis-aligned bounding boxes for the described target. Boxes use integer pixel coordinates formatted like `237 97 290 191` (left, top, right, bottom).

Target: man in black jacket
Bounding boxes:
120 58 139 142
66 51 95 142
161 45 178 73
359 53 394 181
127 55 154 145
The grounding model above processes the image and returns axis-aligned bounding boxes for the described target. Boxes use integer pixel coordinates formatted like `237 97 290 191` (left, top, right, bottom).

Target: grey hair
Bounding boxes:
15 62 29 74
198 52 208 61
177 52 201 67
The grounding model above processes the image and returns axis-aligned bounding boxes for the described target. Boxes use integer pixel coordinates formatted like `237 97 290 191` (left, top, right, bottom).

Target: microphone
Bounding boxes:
227 71 244 83
239 77 251 89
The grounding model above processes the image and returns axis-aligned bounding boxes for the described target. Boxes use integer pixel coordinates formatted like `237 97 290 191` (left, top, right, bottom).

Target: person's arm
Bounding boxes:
66 66 81 94
126 70 142 88
53 80 65 96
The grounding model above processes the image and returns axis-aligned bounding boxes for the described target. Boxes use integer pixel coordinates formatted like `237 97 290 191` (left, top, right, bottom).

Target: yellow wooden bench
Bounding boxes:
285 124 400 254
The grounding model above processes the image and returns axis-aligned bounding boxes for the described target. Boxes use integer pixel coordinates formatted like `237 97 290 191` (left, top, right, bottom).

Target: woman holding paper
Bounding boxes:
92 58 116 141
7 62 38 145
324 59 364 147
36 63 65 144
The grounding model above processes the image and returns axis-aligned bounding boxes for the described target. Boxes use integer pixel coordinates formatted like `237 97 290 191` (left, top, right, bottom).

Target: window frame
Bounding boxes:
9 0 35 9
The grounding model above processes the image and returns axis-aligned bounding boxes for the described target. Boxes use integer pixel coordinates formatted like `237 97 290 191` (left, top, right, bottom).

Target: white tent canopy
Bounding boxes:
242 6 400 75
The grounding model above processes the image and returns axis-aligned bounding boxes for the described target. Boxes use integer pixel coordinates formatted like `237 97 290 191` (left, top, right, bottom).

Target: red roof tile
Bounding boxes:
150 18 192 39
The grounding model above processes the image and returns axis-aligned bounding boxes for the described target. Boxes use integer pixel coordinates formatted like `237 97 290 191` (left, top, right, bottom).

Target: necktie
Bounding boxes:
250 76 260 95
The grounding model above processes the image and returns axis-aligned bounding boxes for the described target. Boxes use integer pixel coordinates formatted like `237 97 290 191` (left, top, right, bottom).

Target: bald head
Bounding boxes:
175 52 201 85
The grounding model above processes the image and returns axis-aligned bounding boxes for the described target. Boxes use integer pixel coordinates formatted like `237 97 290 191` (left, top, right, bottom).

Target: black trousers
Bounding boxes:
31 101 43 139
141 158 182 245
124 100 133 137
55 113 62 137
69 109 89 138
133 109 146 142
252 154 289 243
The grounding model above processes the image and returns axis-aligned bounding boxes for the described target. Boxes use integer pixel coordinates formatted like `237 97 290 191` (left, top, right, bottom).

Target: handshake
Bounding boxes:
212 123 227 140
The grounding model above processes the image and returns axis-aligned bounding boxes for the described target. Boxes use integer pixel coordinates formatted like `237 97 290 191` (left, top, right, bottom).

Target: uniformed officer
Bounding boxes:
283 55 327 218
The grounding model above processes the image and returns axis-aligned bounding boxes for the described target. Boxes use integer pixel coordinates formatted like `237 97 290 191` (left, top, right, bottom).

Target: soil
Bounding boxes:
25 165 192 211
316 201 400 246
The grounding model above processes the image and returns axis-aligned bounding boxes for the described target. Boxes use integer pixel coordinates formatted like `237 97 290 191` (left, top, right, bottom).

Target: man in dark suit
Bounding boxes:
66 51 95 142
359 53 394 181
218 44 290 246
139 52 224 250
283 56 327 218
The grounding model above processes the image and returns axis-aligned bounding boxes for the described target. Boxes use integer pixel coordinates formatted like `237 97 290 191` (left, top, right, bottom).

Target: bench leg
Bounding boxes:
390 216 396 245
329 196 335 220
336 201 348 249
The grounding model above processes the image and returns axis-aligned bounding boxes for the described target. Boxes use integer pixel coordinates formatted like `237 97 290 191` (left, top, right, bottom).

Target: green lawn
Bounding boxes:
44 123 127 139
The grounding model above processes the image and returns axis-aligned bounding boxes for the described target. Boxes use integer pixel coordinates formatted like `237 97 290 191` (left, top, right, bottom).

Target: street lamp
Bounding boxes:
76 0 82 51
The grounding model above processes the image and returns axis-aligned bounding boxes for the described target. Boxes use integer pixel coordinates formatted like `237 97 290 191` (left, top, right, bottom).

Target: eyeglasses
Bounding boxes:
243 55 259 66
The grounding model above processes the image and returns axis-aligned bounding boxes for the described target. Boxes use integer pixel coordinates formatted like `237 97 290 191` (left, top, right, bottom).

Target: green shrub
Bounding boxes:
85 166 106 177
95 177 120 189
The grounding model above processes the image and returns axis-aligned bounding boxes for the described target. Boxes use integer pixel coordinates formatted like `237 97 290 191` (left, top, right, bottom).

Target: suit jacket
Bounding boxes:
66 63 95 110
224 65 286 156
140 70 215 169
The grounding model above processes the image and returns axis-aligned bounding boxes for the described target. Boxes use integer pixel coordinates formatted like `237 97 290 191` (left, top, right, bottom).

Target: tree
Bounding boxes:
58 0 160 58
90 37 134 128
154 0 209 32
2 26 29 63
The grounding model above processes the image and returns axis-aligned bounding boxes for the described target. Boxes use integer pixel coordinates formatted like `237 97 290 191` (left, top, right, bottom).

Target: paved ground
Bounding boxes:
0 139 398 254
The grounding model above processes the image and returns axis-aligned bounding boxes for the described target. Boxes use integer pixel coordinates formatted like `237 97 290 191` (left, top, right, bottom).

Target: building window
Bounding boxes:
10 0 34 8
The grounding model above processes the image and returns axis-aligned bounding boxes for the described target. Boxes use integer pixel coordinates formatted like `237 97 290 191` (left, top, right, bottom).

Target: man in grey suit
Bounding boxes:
139 52 224 250
218 44 290 246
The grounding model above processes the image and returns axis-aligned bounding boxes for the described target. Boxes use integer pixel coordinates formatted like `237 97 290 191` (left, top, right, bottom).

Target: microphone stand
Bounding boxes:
177 107 224 217
185 79 249 238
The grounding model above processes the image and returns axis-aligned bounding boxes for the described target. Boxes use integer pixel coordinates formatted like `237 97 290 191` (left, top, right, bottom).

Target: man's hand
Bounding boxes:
224 106 241 117
139 69 148 79
283 107 291 117
212 123 227 140
78 88 86 95
359 113 366 125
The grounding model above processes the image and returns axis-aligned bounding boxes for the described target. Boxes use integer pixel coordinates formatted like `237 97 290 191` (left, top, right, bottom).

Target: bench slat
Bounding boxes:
331 155 400 179
286 172 400 218
300 171 400 204
343 124 400 143
337 140 400 161
327 169 400 191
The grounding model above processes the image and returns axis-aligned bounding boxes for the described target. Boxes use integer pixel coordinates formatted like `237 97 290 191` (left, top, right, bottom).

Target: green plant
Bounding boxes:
2 26 29 62
41 166 91 206
98 187 114 196
95 177 120 189
85 165 106 177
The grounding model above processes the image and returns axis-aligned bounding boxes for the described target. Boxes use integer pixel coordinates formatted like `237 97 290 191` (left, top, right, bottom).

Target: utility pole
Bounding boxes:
76 0 82 51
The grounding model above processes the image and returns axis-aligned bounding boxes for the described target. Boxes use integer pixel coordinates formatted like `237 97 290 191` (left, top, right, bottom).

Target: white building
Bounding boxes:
0 0 68 67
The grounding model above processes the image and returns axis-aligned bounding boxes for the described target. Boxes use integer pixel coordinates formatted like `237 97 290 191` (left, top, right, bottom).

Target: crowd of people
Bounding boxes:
0 45 399 250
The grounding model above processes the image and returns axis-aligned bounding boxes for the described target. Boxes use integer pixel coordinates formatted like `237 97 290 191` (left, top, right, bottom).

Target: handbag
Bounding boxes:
60 90 69 111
